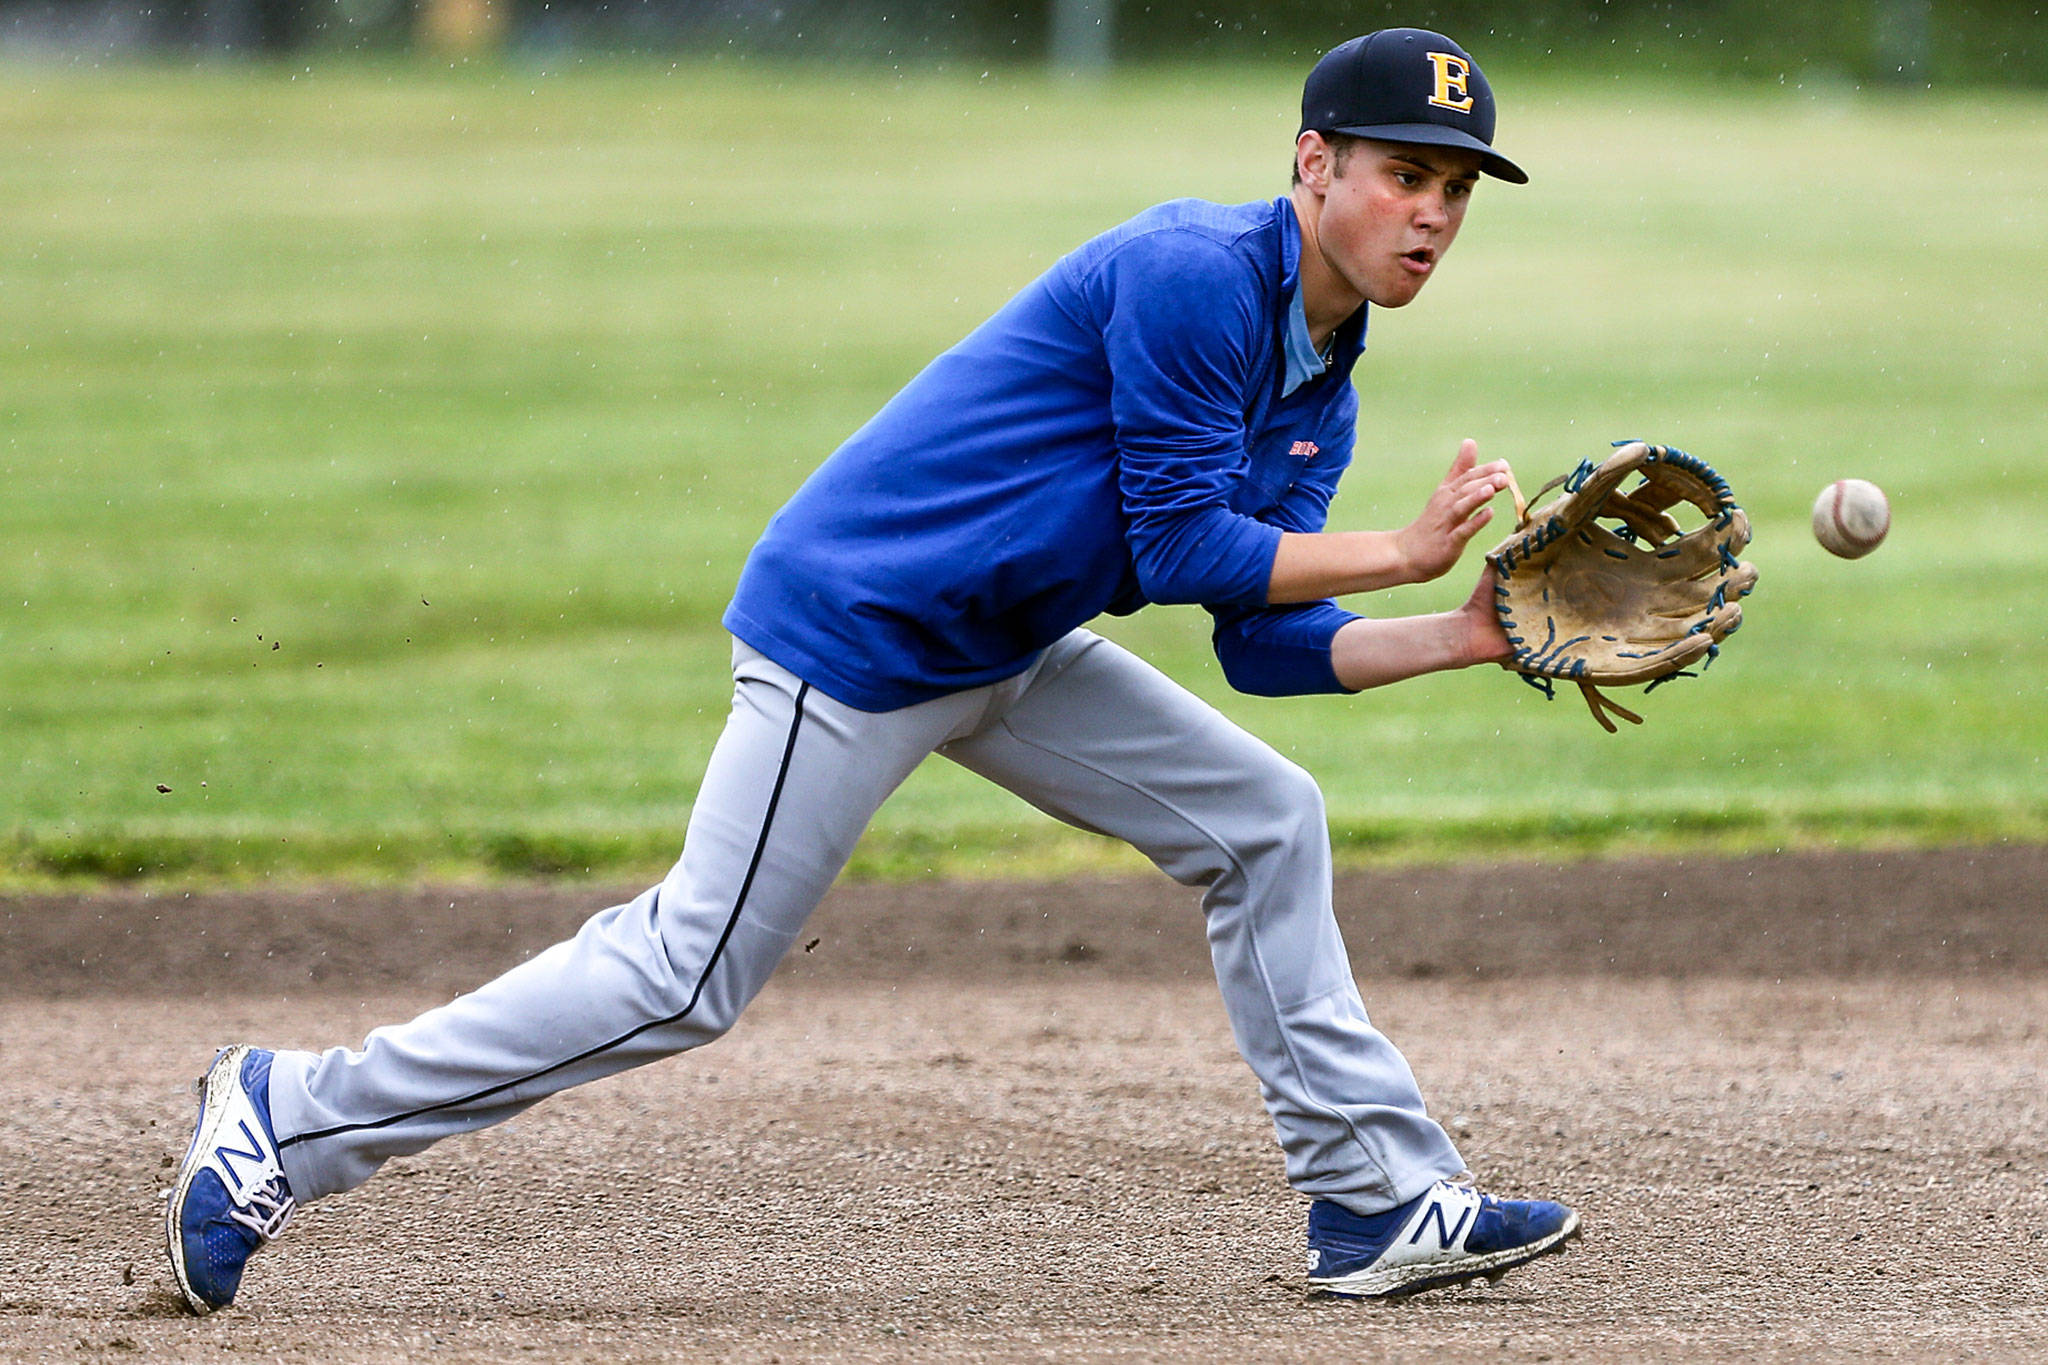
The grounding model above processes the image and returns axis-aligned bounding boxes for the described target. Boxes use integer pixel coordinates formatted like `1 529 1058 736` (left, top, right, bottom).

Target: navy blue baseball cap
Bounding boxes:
1300 28 1527 185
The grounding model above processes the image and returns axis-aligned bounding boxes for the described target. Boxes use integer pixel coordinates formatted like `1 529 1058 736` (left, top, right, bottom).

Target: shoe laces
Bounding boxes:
1437 1176 1502 1222
226 1177 296 1243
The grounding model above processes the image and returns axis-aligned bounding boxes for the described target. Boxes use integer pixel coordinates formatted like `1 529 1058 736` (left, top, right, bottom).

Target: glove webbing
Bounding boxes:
1501 458 1647 734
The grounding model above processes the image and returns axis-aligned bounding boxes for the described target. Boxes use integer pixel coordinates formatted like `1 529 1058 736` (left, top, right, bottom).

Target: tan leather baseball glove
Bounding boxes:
1487 441 1758 732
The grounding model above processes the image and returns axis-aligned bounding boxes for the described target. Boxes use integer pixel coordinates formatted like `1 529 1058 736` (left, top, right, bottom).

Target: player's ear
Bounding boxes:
1296 131 1334 194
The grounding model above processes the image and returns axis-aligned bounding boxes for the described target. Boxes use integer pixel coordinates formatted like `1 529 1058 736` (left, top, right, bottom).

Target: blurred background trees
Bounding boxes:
0 0 2039 88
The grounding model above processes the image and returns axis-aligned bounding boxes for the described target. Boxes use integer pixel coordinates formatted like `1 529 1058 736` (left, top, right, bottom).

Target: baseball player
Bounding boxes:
168 27 1578 1310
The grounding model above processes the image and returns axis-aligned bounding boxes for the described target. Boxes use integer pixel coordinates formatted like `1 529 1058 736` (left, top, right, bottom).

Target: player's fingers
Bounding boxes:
1443 438 1479 479
1450 475 1505 517
1467 466 1511 495
1449 486 1496 521
1448 464 1509 500
1452 506 1494 542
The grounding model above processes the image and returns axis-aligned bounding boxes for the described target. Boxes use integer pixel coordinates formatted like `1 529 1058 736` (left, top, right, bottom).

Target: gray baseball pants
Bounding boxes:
267 630 1464 1215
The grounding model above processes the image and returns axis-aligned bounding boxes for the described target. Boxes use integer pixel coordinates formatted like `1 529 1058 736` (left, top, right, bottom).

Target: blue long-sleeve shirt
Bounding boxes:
724 194 1370 712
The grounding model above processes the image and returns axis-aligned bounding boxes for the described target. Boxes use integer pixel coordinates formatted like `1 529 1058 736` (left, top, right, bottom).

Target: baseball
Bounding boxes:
1811 479 1890 559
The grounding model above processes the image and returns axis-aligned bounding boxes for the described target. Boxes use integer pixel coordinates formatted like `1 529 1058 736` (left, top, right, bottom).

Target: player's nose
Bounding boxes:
1413 189 1450 231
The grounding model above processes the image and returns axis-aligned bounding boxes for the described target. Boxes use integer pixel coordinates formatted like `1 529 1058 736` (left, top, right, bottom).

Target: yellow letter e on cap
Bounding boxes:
1426 51 1475 112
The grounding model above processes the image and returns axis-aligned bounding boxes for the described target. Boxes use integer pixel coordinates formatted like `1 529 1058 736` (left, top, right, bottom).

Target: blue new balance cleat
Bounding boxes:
165 1045 297 1314
1306 1180 1579 1298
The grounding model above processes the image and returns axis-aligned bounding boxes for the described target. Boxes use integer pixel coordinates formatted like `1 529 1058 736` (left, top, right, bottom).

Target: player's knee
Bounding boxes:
1230 758 1329 863
691 997 744 1041
1277 762 1330 847
676 972 754 1042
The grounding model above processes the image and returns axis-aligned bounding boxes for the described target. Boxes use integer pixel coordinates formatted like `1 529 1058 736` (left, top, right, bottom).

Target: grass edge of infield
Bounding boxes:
3 801 2043 892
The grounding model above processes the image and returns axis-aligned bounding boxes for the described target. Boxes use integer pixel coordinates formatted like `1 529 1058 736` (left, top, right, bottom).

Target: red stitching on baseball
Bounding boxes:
1829 481 1888 550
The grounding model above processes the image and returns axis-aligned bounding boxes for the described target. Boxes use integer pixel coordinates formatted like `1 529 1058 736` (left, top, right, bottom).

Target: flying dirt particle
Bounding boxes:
155 784 171 794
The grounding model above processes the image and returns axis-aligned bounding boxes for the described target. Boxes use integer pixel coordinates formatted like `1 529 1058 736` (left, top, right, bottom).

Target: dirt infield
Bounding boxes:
4 846 2046 1362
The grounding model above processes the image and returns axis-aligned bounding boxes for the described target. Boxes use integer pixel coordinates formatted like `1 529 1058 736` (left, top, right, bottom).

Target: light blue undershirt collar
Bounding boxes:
1280 282 1328 397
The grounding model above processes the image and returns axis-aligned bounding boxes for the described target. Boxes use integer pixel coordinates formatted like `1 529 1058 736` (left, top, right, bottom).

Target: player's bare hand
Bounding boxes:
1393 439 1512 584
1457 561 1515 666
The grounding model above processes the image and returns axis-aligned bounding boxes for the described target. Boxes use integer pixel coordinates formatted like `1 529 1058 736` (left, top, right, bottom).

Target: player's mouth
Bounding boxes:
1399 246 1437 276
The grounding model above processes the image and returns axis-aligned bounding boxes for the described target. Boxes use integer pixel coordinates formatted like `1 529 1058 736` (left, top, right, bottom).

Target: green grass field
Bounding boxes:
3 59 2045 884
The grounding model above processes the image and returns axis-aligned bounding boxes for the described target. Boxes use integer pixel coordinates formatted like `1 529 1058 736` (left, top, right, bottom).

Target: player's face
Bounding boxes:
1314 141 1482 309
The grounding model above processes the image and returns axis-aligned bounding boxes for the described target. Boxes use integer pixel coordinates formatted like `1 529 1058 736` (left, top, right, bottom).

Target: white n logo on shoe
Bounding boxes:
201 1084 283 1204
1393 1182 1483 1260
1409 1198 1474 1250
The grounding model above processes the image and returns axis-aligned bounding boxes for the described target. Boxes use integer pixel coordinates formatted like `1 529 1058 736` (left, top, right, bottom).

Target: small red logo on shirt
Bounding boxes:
1290 440 1320 459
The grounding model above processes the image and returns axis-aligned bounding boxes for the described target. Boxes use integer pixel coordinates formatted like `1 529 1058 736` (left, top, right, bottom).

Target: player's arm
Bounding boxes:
1211 563 1511 695
1097 235 1504 612
1210 420 1510 695
1266 439 1511 604
1098 235 1288 610
1327 563 1513 690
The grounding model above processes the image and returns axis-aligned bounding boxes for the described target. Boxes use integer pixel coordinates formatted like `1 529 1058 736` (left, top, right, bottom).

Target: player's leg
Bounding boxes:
936 629 1465 1214
266 642 975 1198
938 630 1577 1295
169 640 986 1311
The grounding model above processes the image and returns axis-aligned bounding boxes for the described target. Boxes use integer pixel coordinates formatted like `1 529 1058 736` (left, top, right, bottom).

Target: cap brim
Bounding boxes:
1324 121 1529 184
